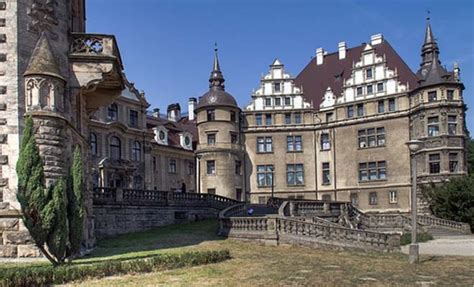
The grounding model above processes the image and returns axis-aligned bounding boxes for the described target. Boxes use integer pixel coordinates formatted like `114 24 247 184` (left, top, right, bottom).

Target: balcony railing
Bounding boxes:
69 33 123 68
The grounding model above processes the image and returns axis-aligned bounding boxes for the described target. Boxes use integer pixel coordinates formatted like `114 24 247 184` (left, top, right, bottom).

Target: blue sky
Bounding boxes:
87 0 474 131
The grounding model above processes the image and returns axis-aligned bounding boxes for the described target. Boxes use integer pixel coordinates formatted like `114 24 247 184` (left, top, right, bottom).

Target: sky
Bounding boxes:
86 0 474 131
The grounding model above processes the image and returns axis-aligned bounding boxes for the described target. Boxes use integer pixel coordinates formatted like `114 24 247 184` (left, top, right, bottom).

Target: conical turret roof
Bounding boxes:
24 33 65 81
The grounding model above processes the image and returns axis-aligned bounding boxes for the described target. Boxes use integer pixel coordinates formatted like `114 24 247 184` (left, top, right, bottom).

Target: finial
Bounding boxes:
214 42 218 53
426 9 430 21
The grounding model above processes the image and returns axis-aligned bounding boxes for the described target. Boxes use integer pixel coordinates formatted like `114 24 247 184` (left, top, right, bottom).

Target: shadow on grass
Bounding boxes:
76 219 224 263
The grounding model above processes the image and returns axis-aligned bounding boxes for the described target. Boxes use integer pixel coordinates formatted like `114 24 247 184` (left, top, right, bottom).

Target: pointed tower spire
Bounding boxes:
420 14 439 69
24 32 64 81
209 44 225 90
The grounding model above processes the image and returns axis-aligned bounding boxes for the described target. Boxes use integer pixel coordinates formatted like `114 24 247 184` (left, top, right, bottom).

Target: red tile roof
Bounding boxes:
294 41 418 109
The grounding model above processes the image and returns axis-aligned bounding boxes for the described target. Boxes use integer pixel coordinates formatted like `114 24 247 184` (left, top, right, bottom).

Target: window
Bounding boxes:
359 161 386 181
207 133 216 145
321 133 331 150
107 104 118 121
207 188 216 195
285 113 291 124
378 100 385 113
388 190 398 204
257 137 273 153
428 116 439 137
236 189 242 201
90 133 97 156
169 159 177 173
275 98 281 106
350 193 359 206
357 104 364 117
294 113 302 124
369 192 378 205
159 131 166 141
131 141 141 161
428 91 437 102
265 114 272 125
188 161 194 175
287 164 304 186
449 153 459 173
257 165 274 187
235 160 242 175
322 194 331 202
448 115 457 135
388 98 396 112
358 127 385 148
274 83 281 92
322 162 330 185
230 111 236 122
110 136 121 160
284 97 291 106
367 85 373 95
207 160 216 175
377 82 384 92
133 175 143 189
287 135 302 152
230 132 238 144
366 68 373 79
347 105 354 118
256 114 263 126
447 90 454 100
357 87 363 96
429 154 441 174
153 156 157 172
207 109 215 121
326 112 334 122
129 110 138 127
265 98 272 107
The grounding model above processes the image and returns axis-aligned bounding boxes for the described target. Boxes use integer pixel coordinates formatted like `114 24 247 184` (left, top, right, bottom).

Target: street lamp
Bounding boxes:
406 139 423 264
270 166 275 199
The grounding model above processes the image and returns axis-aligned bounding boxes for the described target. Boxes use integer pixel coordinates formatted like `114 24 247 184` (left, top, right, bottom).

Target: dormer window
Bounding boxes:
274 83 281 93
154 126 169 145
107 104 118 121
365 68 373 79
179 132 193 150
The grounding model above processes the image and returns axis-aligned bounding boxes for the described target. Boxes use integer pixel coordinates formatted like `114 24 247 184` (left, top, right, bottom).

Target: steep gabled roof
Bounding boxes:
294 40 418 109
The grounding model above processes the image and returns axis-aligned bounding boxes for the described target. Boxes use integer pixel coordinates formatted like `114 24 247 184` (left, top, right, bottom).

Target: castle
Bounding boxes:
0 0 467 258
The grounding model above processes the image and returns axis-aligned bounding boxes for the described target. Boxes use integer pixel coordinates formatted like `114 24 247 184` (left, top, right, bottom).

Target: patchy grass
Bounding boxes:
65 220 474 286
400 232 434 245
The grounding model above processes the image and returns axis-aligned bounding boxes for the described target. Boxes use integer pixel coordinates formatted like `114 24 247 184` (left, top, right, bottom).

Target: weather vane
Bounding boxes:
214 42 218 52
426 9 430 21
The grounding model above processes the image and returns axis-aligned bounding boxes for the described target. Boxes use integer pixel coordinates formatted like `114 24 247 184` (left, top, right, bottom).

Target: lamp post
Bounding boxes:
270 166 275 199
406 139 423 264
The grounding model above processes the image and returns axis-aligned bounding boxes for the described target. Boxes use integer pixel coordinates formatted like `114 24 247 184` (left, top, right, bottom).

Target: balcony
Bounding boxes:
69 33 125 111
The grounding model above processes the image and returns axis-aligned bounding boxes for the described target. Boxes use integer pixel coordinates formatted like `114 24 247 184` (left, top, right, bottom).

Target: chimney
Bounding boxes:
167 103 181 122
316 48 324 65
152 108 160 118
370 33 383 45
338 41 346 60
188 97 197 120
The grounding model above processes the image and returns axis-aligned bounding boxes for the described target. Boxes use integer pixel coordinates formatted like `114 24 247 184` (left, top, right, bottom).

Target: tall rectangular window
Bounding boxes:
188 161 194 175
347 105 354 118
322 162 330 185
230 132 238 144
287 135 302 152
169 159 177 174
367 85 373 95
230 111 236 122
447 90 454 100
429 154 441 174
350 193 359 206
285 113 291 124
287 164 304 186
207 133 216 145
129 110 138 127
207 109 215 121
257 165 273 187
257 137 273 153
274 83 281 92
256 114 263 126
448 115 457 135
357 87 363 96
235 160 242 175
359 161 386 181
294 113 302 124
378 100 385 113
388 190 398 204
449 153 459 173
357 104 364 117
388 98 396 112
369 192 378 205
265 114 272 125
366 68 373 79
265 98 272 106
428 116 439 137
428 91 437 102
326 112 334 122
152 156 157 172
321 133 331 150
285 97 291 106
377 82 384 92
275 98 281 106
207 160 216 175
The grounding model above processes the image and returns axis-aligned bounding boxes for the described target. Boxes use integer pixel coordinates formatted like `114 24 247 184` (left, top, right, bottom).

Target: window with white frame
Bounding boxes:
359 161 386 181
257 137 273 153
257 165 273 187
388 190 398 204
448 115 457 135
321 133 331 150
287 135 302 152
169 159 177 173
428 116 439 137
322 162 330 185
369 192 378 205
287 164 304 186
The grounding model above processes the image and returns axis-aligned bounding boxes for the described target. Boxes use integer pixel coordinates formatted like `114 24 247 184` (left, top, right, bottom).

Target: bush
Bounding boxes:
400 232 433 246
0 249 231 287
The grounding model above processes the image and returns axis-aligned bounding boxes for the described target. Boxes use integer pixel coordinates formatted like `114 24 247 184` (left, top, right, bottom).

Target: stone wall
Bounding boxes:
0 209 40 258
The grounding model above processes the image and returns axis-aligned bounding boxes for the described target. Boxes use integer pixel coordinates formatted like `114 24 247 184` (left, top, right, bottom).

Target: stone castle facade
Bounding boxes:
0 0 467 258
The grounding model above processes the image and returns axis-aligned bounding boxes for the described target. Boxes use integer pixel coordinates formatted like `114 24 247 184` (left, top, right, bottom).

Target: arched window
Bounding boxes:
107 103 118 121
110 136 121 159
90 132 98 155
132 141 141 161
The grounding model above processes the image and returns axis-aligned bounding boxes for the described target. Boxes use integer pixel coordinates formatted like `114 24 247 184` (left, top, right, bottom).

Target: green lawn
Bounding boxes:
57 220 474 286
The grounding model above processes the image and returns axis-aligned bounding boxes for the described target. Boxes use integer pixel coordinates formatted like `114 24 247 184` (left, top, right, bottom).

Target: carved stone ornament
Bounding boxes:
27 0 59 40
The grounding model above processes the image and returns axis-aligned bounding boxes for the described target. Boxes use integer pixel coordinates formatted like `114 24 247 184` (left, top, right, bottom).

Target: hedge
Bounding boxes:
0 250 231 287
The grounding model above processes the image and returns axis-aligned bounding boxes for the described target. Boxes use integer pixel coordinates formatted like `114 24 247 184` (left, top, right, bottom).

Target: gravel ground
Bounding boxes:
401 235 474 256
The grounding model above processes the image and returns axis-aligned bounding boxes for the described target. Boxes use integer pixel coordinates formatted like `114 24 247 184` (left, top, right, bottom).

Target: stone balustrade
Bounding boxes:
70 33 121 61
418 215 471 234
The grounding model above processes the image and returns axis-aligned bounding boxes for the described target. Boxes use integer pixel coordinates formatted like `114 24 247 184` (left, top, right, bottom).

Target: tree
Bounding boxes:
467 138 474 175
16 117 85 265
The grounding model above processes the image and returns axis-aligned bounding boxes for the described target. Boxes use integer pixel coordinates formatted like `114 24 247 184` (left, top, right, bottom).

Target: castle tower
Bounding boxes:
195 49 244 200
410 19 467 211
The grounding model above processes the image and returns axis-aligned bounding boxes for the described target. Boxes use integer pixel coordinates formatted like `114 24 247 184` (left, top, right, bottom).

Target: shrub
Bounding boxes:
0 249 231 287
